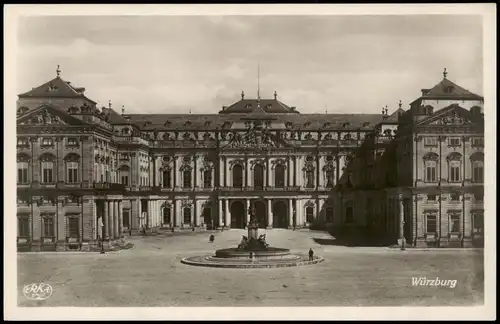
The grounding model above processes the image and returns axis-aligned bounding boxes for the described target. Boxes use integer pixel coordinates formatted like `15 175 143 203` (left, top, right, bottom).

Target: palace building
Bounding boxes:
16 67 484 251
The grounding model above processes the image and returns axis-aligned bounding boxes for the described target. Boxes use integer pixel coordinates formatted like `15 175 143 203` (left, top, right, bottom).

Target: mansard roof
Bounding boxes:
18 76 97 104
126 113 385 131
101 107 130 125
411 77 483 104
219 98 299 114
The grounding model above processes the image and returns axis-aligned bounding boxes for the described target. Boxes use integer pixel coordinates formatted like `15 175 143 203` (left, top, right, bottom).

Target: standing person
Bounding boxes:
308 248 314 261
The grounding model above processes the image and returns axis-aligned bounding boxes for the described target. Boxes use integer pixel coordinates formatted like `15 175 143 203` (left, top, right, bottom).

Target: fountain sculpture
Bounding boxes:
181 206 324 268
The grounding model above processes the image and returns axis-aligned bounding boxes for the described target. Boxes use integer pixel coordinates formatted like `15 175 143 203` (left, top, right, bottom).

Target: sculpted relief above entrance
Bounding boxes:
224 122 280 150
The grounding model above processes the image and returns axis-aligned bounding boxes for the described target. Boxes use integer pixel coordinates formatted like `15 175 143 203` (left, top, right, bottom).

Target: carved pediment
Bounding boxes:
17 105 85 126
224 124 282 150
429 112 472 126
418 106 478 127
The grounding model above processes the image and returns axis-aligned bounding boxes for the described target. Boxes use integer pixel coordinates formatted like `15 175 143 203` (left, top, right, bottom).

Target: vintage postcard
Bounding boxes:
4 4 496 321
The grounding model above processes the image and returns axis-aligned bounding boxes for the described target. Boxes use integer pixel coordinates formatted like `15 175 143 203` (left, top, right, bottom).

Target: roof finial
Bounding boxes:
443 68 448 79
108 100 112 109
274 91 277 100
241 90 245 100
56 65 61 77
189 108 192 114
385 105 388 115
325 105 328 114
121 105 125 115
398 100 402 109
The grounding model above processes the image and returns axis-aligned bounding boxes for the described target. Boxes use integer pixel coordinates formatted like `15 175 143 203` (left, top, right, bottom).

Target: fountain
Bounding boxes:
181 207 324 268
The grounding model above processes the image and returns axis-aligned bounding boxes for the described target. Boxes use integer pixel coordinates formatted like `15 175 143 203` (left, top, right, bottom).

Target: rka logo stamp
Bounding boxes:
23 283 53 300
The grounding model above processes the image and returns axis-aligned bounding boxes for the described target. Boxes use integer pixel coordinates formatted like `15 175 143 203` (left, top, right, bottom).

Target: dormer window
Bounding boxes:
444 86 454 93
204 121 211 127
323 121 331 128
185 121 191 127
362 122 370 127
245 104 252 109
266 104 272 109
47 84 58 92
164 121 171 127
342 122 350 128
285 122 293 129
304 121 311 127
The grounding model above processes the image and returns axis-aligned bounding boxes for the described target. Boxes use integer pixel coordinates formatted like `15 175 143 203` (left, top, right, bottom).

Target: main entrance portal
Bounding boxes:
230 201 245 229
253 200 267 228
273 201 288 228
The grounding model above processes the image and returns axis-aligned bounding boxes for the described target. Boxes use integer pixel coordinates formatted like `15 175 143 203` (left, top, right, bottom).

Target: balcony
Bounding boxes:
83 182 126 191
218 186 301 192
113 136 151 146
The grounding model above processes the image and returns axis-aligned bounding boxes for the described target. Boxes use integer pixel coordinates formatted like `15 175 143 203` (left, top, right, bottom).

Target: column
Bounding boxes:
296 200 303 227
195 200 201 227
173 157 178 188
266 159 271 187
218 199 223 228
103 200 109 240
295 156 302 187
245 159 250 188
113 201 119 238
108 201 114 239
245 199 250 225
225 158 230 187
288 199 294 228
318 156 324 188
174 199 181 227
93 199 97 240
286 158 291 187
118 200 123 238
267 199 273 228
219 158 224 188
399 195 405 243
224 199 230 227
190 203 194 226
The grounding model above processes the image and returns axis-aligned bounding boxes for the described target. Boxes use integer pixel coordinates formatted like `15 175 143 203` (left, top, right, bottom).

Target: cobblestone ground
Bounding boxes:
17 229 484 307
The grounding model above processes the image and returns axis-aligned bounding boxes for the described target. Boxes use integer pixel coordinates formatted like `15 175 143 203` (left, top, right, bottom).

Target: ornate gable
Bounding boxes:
17 105 86 126
417 105 477 127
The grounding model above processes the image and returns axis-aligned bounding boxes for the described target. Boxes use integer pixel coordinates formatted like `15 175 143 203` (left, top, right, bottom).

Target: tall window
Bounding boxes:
426 214 437 233
67 216 80 238
232 164 243 188
275 164 285 188
254 164 264 189
473 213 483 234
40 154 55 183
325 167 335 188
345 206 353 224
447 153 462 183
162 169 171 188
182 168 192 189
449 214 460 233
163 207 171 224
17 162 29 184
42 214 55 237
183 207 191 224
203 170 212 188
66 162 79 183
306 206 314 223
18 215 30 237
471 152 484 183
121 175 129 186
326 207 334 222
306 169 315 188
423 153 438 183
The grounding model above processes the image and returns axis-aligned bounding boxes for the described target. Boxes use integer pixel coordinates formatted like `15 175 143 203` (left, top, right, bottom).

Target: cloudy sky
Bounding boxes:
17 15 483 114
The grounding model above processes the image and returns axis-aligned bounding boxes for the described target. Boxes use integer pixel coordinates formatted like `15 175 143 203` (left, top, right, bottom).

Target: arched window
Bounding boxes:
64 154 80 183
183 207 191 224
40 153 55 183
447 152 462 183
203 169 212 188
275 164 285 188
423 152 439 183
306 205 314 223
254 164 264 189
232 164 243 188
182 167 192 189
471 152 484 183
17 154 30 184
162 168 171 188
163 206 171 225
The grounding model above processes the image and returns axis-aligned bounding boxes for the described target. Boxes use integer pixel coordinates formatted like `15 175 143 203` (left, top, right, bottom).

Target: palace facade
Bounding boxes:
16 68 484 251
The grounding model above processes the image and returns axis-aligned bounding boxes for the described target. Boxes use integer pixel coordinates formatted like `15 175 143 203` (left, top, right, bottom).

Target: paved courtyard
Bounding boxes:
17 229 484 307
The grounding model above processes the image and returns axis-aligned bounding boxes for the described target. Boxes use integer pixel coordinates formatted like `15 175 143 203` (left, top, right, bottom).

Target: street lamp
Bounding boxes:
400 221 406 251
98 216 105 254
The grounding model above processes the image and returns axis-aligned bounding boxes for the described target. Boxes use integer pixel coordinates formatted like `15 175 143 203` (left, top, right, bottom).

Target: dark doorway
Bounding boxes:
273 201 288 228
253 200 267 228
163 207 171 225
203 207 211 227
230 201 245 229
254 164 264 189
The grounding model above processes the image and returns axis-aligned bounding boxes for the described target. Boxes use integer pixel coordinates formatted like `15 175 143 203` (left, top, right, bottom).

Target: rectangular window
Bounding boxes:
424 137 438 146
121 176 129 186
427 194 436 201
473 213 483 234
18 216 30 237
67 162 78 183
41 138 53 147
42 216 55 237
17 163 29 184
448 138 461 147
474 193 484 201
162 170 171 188
449 214 460 233
472 137 484 147
426 214 437 233
17 138 29 147
450 193 460 201
68 217 80 238
67 138 79 146
203 170 212 188
473 164 483 183
42 162 54 183
425 166 437 182
449 166 460 182
183 207 191 224
183 170 192 189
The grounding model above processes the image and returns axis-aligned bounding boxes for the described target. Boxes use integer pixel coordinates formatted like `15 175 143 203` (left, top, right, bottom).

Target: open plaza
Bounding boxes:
17 229 483 307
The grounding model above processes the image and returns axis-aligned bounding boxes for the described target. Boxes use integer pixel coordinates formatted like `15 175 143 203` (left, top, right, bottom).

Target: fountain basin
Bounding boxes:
215 247 290 258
